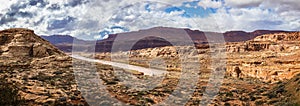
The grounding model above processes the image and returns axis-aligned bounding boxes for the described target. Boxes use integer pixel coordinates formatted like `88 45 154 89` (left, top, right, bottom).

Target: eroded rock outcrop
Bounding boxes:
226 32 300 83
0 28 86 105
0 28 65 58
226 32 300 53
254 32 300 42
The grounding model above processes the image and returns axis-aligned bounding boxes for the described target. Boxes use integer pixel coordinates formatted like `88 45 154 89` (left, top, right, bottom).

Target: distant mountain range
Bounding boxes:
41 27 292 52
40 35 89 45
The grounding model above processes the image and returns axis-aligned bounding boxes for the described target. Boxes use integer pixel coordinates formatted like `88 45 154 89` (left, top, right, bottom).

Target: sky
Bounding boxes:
0 0 299 40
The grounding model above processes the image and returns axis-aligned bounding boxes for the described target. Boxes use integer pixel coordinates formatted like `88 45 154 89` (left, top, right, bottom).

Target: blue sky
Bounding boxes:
164 1 218 18
0 0 299 40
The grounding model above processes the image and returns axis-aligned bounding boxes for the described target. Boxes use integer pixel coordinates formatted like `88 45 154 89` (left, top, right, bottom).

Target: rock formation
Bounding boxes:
0 28 65 58
225 32 300 83
0 28 85 105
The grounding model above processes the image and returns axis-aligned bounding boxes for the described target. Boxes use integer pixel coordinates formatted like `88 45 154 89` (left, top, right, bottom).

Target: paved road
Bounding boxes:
71 54 167 76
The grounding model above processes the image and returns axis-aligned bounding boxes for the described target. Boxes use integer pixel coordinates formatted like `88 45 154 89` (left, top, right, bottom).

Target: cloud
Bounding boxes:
47 4 61 10
198 0 222 9
0 0 89 37
47 16 76 30
224 0 263 8
0 16 17 25
214 7 286 31
0 0 299 40
0 0 17 11
262 0 300 12
184 3 192 8
261 0 300 28
28 0 48 7
65 0 89 7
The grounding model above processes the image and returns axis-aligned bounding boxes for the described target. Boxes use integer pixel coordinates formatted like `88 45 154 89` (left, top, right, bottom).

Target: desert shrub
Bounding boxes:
266 92 277 99
255 100 265 105
224 102 231 106
0 77 25 105
225 92 233 97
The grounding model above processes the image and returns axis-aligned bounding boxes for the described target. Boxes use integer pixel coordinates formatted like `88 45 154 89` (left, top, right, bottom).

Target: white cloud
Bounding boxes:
261 0 300 30
198 0 222 9
0 0 18 12
0 0 299 40
185 3 192 8
215 0 300 31
262 0 300 12
149 0 195 6
224 0 263 8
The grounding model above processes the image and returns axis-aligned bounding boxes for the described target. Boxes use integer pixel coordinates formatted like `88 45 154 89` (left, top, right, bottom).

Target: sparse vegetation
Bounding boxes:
0 76 25 106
